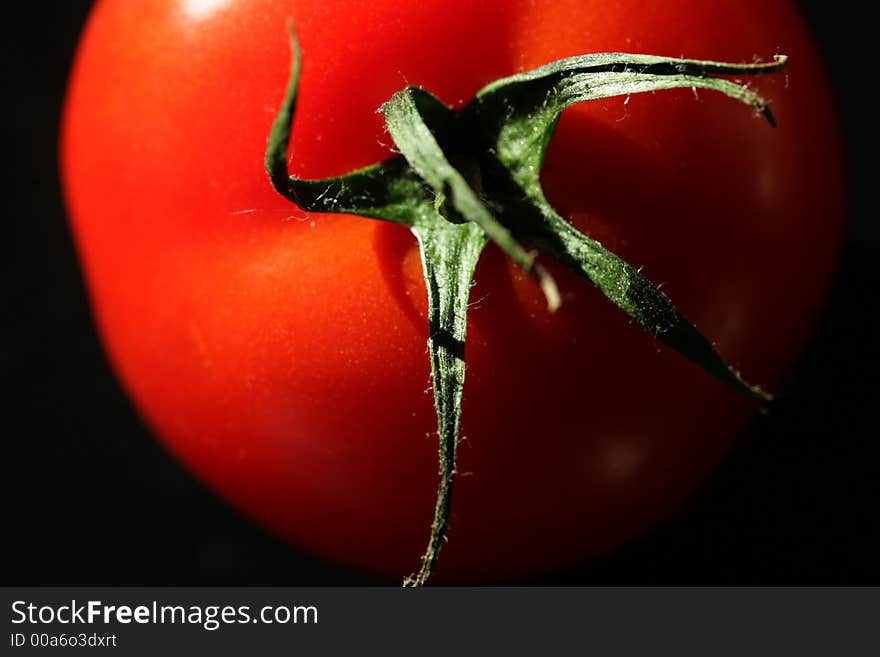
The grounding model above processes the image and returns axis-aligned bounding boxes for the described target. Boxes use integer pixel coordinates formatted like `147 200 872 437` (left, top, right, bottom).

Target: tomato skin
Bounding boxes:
62 0 843 581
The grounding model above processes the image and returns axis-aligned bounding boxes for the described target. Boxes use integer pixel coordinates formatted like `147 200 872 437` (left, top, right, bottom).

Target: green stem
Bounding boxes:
264 22 785 585
383 87 561 312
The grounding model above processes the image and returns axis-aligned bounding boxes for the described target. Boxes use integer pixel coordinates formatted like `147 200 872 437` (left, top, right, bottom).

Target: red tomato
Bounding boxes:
62 0 843 581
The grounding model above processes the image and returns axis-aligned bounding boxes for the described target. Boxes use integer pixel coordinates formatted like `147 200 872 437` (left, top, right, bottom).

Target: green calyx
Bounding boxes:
265 23 784 586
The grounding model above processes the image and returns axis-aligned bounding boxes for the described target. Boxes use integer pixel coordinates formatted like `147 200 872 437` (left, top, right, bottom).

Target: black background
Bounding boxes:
4 2 876 585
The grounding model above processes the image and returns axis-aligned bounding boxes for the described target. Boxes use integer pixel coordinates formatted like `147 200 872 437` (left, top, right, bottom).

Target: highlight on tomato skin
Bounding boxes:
61 0 845 582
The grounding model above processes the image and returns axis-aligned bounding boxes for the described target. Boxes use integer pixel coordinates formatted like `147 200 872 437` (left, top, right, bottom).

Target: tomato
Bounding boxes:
62 0 843 581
